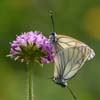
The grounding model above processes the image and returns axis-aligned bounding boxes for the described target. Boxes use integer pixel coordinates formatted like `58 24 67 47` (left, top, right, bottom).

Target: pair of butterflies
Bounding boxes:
49 32 95 99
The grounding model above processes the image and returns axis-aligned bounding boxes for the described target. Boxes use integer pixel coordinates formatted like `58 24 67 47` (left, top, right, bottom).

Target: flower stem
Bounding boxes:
27 63 34 100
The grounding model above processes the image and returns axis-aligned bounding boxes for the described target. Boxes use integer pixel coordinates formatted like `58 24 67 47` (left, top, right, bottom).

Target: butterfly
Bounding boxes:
49 32 95 99
48 11 95 99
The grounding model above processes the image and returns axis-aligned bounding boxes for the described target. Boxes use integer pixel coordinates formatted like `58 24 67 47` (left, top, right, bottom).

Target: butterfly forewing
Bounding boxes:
56 34 87 48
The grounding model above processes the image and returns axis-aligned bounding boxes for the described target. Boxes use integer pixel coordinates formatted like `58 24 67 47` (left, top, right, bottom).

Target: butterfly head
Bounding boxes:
49 32 57 44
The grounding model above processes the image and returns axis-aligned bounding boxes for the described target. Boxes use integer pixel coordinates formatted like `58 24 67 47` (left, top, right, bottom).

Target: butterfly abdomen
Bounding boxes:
53 76 67 87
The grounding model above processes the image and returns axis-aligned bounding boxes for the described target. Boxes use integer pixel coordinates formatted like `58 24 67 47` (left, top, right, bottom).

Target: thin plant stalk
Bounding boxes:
27 63 34 100
67 86 77 100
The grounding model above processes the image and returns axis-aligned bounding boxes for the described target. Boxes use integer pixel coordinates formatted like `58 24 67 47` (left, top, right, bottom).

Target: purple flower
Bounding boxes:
8 31 54 64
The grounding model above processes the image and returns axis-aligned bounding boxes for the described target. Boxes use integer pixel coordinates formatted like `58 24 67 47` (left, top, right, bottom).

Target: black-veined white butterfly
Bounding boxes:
49 11 95 100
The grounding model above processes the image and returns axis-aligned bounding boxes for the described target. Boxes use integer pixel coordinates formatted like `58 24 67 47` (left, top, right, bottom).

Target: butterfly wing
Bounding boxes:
62 46 94 80
53 34 95 80
54 48 65 78
56 34 89 48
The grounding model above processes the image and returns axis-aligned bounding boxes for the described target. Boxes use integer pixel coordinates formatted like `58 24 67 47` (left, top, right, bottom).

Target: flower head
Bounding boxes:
8 31 54 64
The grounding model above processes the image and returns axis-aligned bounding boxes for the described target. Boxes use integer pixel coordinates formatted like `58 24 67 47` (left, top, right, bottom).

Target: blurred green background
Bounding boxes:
0 0 100 100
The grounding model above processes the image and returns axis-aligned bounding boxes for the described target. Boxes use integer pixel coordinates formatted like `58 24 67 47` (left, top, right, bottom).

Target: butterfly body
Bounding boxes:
49 32 95 87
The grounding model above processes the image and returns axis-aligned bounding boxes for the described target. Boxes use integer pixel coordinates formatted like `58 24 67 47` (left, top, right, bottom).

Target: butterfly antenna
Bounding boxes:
67 86 77 100
49 10 55 32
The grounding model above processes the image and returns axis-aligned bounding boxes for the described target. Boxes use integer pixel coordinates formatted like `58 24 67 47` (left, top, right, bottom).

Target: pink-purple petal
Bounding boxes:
9 31 54 63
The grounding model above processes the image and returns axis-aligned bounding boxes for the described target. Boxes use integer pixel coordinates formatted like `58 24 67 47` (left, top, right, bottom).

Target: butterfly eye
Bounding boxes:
50 32 55 36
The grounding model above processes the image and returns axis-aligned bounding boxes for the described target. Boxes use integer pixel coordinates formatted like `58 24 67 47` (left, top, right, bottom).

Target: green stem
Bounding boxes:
67 86 77 100
27 63 34 100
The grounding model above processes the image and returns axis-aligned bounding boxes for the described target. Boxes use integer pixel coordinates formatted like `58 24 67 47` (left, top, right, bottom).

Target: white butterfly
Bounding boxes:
49 32 95 99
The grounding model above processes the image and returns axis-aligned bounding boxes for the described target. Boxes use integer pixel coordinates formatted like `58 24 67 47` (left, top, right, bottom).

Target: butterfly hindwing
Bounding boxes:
62 46 89 80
